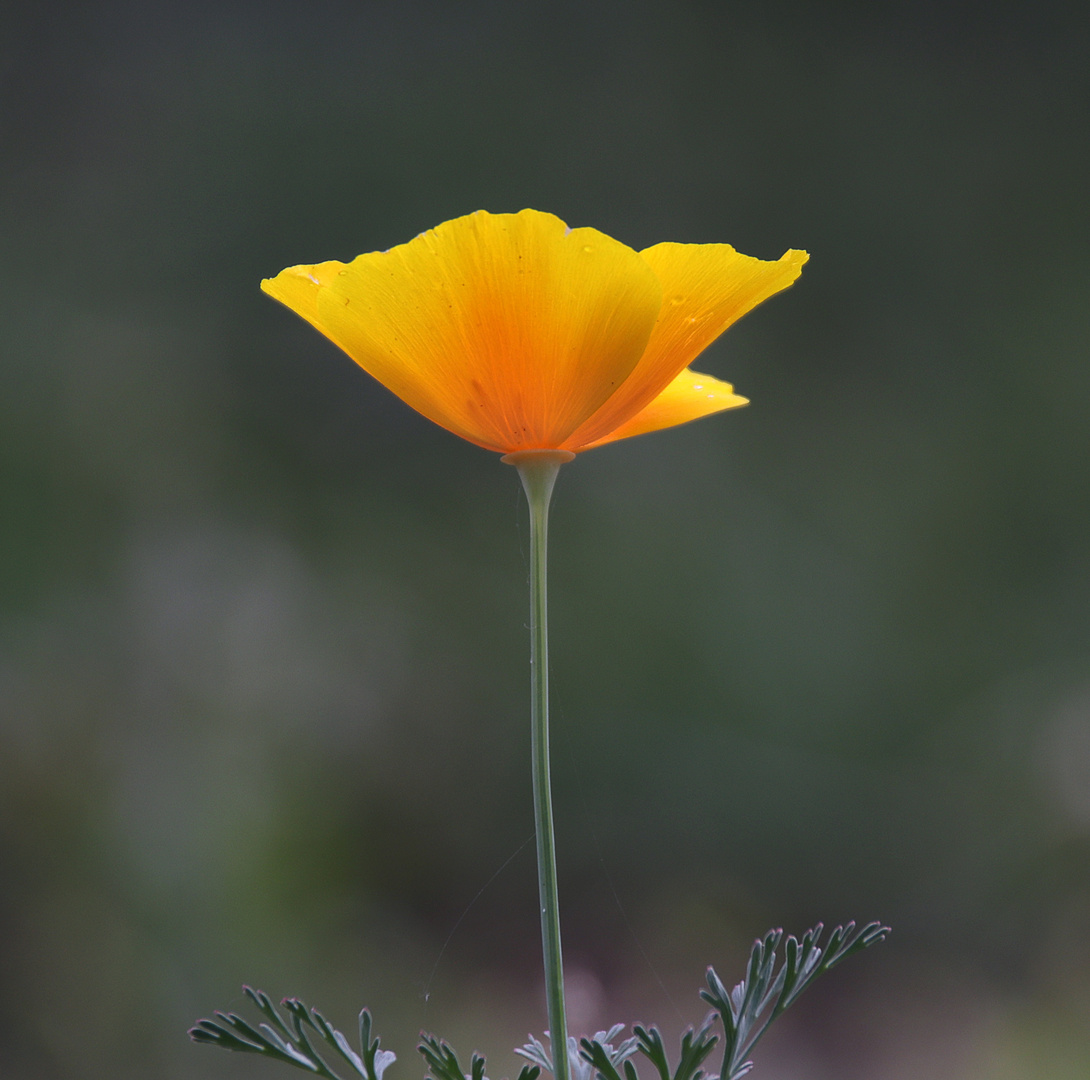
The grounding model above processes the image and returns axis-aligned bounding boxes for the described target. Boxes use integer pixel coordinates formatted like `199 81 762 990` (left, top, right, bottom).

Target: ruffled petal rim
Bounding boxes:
564 244 806 449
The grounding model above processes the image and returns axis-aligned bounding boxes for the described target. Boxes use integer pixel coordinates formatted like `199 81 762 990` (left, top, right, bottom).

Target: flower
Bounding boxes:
262 209 807 454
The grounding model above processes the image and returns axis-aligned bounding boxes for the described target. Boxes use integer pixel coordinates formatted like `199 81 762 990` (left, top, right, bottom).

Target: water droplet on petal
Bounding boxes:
307 273 320 284
582 245 594 253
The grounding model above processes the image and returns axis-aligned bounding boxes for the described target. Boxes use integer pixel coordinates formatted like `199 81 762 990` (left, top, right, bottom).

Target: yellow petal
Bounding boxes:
564 244 807 449
262 260 352 347
576 368 748 450
272 210 662 453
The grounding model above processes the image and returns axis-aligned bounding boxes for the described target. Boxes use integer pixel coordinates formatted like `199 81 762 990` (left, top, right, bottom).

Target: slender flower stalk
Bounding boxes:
504 448 575 1080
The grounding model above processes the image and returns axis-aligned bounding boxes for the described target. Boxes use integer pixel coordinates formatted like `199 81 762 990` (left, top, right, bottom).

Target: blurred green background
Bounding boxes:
2 2 1089 1078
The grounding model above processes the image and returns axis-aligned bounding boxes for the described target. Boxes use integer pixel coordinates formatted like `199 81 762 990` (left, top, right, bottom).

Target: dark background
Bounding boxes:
2 2 1089 1078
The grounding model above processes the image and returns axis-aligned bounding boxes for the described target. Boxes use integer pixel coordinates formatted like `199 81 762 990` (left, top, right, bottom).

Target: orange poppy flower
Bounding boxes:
262 209 807 454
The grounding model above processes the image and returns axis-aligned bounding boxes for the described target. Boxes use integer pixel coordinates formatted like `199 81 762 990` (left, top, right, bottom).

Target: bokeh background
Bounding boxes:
2 2 1089 1078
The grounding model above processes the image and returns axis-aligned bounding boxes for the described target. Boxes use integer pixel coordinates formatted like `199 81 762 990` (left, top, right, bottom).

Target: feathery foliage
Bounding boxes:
700 921 890 1080
191 920 888 1080
579 1017 718 1080
189 987 395 1080
420 1032 542 1080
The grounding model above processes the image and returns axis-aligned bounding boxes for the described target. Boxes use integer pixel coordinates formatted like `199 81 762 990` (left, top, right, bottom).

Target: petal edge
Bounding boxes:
571 367 748 451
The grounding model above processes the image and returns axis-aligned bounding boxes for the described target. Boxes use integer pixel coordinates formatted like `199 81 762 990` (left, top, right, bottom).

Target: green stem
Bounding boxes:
503 448 575 1080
